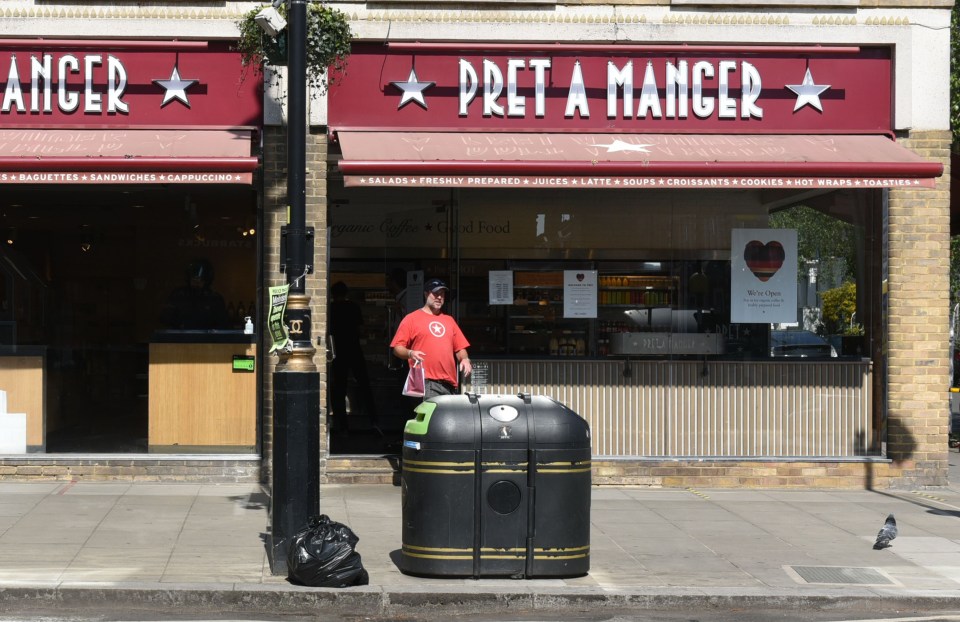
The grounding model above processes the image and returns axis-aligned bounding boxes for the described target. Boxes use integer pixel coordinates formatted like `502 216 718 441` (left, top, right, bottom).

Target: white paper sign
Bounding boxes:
488 271 513 305
563 270 597 318
730 228 798 324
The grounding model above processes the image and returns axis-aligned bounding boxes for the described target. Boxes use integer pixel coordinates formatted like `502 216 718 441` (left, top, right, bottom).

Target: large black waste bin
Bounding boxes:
399 393 591 578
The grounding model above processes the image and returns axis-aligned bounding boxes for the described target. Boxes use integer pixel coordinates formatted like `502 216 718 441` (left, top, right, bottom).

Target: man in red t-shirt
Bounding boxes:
390 278 471 398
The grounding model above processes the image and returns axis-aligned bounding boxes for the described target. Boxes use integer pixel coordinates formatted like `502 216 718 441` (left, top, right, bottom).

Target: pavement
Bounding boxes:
4 455 960 619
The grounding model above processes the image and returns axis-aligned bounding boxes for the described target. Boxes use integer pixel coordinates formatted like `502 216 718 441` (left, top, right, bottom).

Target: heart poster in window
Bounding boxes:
730 229 798 324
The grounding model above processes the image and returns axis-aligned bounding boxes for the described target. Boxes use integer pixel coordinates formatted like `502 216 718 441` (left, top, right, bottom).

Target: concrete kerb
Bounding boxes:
4 585 960 618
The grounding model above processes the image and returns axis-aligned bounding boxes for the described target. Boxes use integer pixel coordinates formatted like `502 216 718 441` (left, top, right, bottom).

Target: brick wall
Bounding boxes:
884 130 953 487
261 125 330 485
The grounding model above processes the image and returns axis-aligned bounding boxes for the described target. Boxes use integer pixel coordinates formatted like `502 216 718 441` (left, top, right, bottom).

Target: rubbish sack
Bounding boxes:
287 514 370 587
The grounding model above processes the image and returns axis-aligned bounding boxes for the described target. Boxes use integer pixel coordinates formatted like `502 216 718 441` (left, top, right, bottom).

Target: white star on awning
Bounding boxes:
390 69 435 110
153 66 199 108
786 68 830 113
589 139 653 154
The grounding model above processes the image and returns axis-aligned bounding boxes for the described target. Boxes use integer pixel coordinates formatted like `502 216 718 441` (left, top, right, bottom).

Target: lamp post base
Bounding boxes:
268 369 320 575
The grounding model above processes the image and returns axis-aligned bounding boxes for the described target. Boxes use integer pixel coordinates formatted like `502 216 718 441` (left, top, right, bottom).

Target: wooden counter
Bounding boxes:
148 337 256 453
0 348 46 452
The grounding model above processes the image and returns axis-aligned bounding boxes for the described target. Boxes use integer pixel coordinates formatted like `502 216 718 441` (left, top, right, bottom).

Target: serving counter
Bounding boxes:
148 331 256 453
469 357 873 459
0 346 46 452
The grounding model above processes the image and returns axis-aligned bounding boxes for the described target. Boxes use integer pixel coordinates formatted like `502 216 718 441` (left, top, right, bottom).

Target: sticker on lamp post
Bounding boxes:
268 284 290 353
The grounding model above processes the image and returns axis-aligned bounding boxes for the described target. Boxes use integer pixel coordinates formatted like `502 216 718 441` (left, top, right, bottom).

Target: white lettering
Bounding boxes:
607 61 633 119
565 61 589 118
30 54 52 113
506 59 525 117
665 61 688 118
482 59 504 117
459 59 478 116
83 55 102 113
529 59 550 117
637 61 662 118
2 56 24 112
717 60 737 119
741 61 762 119
692 61 714 118
58 55 79 112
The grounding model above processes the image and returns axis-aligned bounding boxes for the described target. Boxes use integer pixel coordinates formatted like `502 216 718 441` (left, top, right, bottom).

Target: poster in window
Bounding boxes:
563 270 597 318
730 229 798 324
488 271 513 305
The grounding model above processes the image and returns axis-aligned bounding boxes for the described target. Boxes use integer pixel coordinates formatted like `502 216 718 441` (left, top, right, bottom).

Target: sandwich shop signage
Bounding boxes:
0 41 262 185
328 44 894 133
327 44 943 190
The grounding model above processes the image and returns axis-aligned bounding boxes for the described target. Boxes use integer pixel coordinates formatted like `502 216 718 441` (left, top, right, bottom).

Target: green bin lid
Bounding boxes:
404 401 437 436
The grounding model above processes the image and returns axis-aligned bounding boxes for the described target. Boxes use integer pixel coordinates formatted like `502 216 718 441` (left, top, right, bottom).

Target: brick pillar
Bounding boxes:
262 126 329 485
886 130 952 487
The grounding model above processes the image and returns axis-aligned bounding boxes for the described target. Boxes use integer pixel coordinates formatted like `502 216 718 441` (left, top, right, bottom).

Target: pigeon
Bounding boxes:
873 514 897 550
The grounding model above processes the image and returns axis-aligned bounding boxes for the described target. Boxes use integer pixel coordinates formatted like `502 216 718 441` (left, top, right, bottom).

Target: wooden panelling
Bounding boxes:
0 356 44 448
481 359 872 458
148 343 256 450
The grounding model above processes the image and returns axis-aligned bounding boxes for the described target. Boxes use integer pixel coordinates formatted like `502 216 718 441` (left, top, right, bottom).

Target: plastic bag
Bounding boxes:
402 360 424 398
287 514 369 587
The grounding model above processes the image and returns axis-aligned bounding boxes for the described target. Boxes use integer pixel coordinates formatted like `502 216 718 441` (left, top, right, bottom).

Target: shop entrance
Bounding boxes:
327 189 458 454
0 184 258 453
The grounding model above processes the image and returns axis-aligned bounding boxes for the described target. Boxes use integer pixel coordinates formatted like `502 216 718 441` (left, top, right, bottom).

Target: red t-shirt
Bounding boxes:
390 309 470 387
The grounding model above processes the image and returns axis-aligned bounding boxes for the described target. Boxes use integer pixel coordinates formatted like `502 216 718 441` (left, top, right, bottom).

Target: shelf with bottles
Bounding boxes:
598 274 677 308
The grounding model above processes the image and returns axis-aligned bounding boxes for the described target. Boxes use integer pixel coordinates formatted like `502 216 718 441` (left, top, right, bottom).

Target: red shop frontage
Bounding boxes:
0 40 264 464
320 42 947 488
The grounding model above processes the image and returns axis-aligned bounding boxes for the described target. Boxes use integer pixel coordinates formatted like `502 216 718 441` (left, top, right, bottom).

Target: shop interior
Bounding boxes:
326 182 881 456
0 184 258 453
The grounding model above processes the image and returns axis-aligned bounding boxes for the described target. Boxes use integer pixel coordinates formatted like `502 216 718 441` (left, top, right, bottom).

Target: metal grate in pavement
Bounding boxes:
788 565 895 585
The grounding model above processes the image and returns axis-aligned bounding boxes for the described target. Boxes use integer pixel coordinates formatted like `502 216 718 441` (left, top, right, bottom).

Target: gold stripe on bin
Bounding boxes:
403 459 474 468
403 544 589 560
401 466 475 474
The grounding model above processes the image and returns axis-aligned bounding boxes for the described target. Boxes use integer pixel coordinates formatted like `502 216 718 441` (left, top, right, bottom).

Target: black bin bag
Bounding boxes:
287 515 369 587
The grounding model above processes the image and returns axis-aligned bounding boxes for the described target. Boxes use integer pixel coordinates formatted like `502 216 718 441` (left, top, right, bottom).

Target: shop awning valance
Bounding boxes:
335 132 943 190
0 128 259 184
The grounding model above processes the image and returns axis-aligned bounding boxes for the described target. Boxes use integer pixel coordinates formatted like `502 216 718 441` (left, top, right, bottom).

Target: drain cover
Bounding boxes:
788 565 895 585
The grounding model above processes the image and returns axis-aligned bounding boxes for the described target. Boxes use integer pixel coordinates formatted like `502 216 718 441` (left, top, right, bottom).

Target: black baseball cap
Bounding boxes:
424 278 449 293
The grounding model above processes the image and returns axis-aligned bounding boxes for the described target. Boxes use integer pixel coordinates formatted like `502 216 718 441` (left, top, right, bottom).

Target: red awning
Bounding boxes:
0 128 259 184
336 132 943 190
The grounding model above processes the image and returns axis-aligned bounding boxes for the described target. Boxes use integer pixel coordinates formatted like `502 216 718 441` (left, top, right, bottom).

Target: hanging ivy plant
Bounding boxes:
236 2 352 94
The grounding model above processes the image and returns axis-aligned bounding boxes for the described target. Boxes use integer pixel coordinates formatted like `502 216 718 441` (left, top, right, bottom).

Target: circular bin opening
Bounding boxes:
487 480 522 515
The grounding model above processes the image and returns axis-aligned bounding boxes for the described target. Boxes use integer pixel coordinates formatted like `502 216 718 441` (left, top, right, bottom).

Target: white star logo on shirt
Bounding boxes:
391 69 435 110
786 68 830 113
153 65 199 108
429 321 446 337
589 139 653 153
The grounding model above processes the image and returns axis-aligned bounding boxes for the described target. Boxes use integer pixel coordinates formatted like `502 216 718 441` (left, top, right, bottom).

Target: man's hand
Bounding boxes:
459 358 472 377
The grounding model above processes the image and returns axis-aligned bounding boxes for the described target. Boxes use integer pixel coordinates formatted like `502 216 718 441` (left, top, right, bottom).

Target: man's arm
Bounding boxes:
394 345 425 363
456 349 472 377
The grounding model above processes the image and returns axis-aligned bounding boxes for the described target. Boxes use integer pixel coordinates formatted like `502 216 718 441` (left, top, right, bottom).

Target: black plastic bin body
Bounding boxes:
399 393 591 578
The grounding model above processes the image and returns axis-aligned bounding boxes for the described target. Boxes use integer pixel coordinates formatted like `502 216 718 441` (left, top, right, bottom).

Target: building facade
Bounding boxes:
0 0 952 489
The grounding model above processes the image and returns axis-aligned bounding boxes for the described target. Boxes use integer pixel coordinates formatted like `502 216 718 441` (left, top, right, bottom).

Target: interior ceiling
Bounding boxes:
0 185 255 231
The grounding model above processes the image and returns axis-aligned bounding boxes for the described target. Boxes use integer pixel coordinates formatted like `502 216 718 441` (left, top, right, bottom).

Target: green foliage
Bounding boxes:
235 2 352 94
821 281 861 335
952 2 960 144
952 235 960 305
768 204 858 283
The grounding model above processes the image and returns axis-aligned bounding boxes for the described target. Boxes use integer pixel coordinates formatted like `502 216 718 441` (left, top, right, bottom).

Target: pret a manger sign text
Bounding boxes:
458 58 763 120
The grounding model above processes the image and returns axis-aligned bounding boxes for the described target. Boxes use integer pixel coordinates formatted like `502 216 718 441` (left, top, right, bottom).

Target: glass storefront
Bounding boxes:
327 182 882 457
0 184 258 453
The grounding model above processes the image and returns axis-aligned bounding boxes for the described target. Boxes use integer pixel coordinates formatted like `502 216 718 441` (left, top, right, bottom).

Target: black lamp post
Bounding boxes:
269 0 320 574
